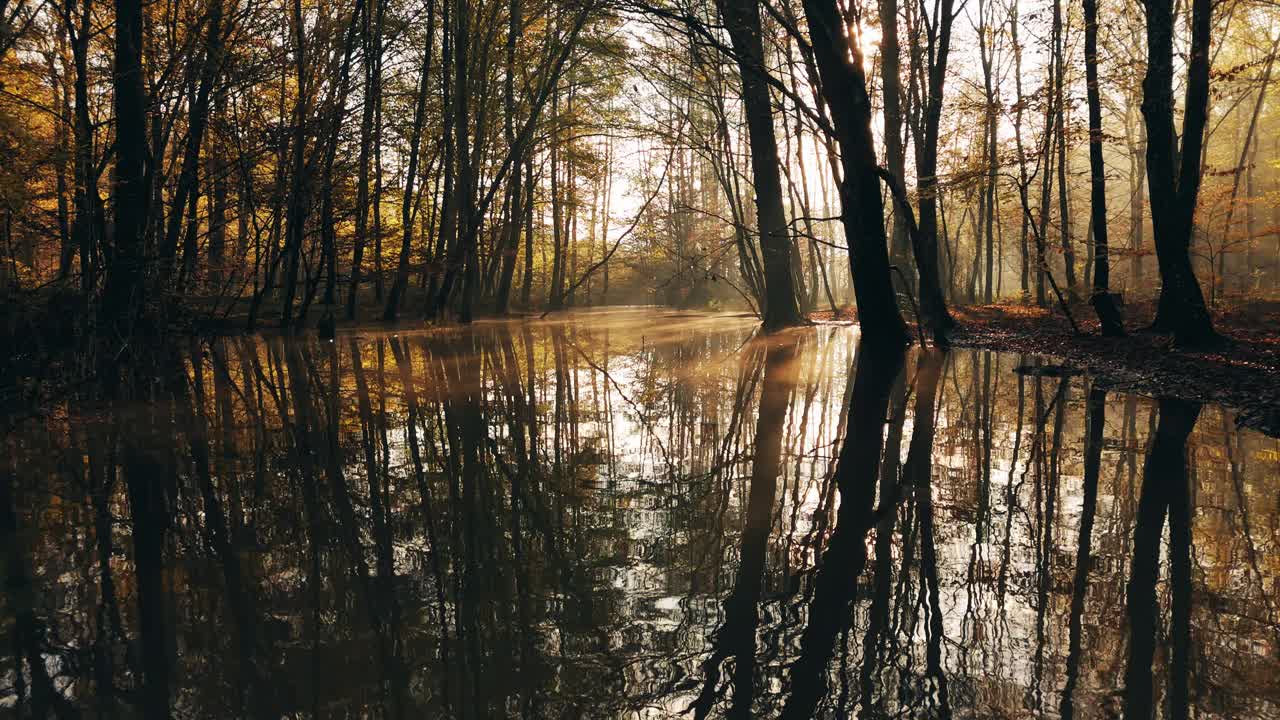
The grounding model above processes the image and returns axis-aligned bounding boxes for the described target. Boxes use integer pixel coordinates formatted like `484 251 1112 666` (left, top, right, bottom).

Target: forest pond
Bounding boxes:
3 308 1279 718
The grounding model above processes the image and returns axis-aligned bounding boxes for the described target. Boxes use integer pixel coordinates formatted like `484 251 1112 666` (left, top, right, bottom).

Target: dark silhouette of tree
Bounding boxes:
1140 0 1218 346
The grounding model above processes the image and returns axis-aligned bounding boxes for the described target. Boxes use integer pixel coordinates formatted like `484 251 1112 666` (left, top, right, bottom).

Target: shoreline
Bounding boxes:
927 303 1278 436
8 294 1279 436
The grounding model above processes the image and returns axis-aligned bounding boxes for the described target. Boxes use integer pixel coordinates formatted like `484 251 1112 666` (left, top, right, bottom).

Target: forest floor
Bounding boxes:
814 299 1280 436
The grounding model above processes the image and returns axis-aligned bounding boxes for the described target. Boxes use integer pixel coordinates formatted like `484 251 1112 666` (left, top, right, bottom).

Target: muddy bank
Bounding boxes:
828 302 1280 436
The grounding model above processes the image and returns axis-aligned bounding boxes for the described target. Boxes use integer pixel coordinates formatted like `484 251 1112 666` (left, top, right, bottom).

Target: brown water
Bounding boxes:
2 308 1278 718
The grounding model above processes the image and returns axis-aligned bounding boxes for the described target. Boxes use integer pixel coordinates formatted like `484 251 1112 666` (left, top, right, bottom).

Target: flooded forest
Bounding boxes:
1 0 1279 709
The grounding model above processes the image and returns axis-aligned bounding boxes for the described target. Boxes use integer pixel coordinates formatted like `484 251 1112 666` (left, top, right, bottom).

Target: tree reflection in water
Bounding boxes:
2 309 1277 718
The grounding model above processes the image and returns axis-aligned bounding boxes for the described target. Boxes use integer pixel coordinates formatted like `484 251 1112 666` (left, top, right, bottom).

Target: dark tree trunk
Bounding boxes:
428 0 480 321
1141 0 1218 345
422 0 457 316
521 158 535 307
1011 1 1031 300
799 0 907 342
493 0 522 315
879 0 909 269
495 171 523 314
279 0 311 328
102 0 149 334
49 44 74 279
1060 385 1105 719
1085 0 1124 335
715 0 803 331
548 91 564 309
347 0 381 319
1052 0 1078 296
159 0 224 288
912 0 957 341
208 88 228 286
302 0 367 322
383 2 435 322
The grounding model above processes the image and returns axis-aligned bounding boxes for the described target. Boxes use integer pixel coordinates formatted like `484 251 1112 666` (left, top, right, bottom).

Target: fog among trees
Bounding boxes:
0 0 1276 348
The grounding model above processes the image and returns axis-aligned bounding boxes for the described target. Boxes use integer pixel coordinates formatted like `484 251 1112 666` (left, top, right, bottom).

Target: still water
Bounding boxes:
2 308 1278 718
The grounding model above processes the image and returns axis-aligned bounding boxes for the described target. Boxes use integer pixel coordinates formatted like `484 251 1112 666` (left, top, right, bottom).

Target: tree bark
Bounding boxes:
715 0 803 331
1141 0 1218 345
102 0 149 335
348 0 385 318
798 0 907 341
911 0 958 340
383 0 435 321
1085 0 1124 335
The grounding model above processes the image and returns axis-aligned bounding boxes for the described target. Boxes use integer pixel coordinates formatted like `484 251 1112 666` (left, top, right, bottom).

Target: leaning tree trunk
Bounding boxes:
799 0 908 343
347 0 383 319
715 0 803 331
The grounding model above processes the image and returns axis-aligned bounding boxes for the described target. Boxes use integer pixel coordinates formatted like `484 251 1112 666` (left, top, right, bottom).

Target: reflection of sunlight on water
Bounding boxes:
4 308 1279 718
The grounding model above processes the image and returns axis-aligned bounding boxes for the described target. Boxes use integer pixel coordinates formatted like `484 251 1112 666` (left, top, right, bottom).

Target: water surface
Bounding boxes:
3 308 1278 718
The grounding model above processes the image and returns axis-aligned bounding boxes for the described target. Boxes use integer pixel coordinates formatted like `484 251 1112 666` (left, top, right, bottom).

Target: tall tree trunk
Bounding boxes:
445 0 479 322
1085 0 1124 335
716 0 803 330
1141 0 1218 345
1127 110 1147 288
912 0 958 340
208 88 228 286
799 0 907 342
1035 37 1057 308
1011 1 1031 300
49 44 73 279
103 0 149 335
521 157 535 307
1274 136 1279 290
425 0 456 311
279 0 311 327
879 0 909 269
1052 0 1079 296
548 91 565 309
62 1 98 296
494 0 524 315
303 0 368 322
1215 33 1278 299
373 70 385 301
159 0 224 288
347 0 384 318
383 0 435 321
600 136 611 303
977 0 997 303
